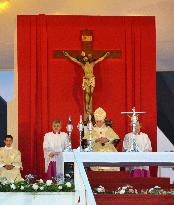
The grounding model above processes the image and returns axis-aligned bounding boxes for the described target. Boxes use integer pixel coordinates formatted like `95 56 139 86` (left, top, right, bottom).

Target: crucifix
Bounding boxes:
121 107 146 152
53 29 121 118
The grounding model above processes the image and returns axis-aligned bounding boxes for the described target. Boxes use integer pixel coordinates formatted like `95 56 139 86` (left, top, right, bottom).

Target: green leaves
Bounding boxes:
0 178 75 192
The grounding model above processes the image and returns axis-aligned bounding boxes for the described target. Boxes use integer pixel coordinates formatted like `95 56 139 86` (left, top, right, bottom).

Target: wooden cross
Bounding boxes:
53 29 121 117
53 29 121 60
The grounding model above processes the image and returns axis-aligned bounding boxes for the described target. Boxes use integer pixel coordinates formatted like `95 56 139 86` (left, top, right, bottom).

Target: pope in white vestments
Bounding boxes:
0 135 22 181
43 120 69 179
84 107 120 171
123 121 152 177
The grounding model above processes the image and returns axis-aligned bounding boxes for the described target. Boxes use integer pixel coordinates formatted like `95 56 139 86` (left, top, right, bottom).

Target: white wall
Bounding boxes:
7 30 18 148
157 127 174 183
157 127 174 151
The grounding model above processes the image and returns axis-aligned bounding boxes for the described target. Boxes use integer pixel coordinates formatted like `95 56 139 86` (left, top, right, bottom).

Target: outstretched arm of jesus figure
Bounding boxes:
94 51 110 65
63 51 83 66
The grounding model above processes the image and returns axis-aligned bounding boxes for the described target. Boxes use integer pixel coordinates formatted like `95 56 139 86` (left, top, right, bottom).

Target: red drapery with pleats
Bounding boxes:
18 15 156 178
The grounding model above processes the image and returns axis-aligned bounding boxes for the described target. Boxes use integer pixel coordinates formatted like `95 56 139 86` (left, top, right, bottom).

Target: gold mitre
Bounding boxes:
94 107 106 121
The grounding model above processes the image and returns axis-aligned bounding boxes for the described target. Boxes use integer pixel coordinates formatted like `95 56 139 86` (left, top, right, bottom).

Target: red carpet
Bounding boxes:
87 171 171 189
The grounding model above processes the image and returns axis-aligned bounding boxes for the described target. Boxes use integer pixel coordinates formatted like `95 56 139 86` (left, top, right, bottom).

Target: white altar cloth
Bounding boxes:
64 151 174 166
0 192 75 205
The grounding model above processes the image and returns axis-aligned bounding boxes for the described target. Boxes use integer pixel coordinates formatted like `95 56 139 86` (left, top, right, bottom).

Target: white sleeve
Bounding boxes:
43 134 51 158
144 134 152 152
12 150 22 169
64 134 69 150
43 134 47 149
123 135 129 151
0 149 5 167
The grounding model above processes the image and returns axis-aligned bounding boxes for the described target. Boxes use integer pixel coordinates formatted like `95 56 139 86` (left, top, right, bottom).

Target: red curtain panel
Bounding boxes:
18 15 156 178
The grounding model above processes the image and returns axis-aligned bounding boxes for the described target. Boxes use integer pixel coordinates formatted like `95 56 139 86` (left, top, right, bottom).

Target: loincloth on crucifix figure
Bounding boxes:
82 75 95 113
63 50 110 114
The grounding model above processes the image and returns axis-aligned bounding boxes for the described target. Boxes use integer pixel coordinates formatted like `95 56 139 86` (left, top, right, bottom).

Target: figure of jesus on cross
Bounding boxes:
63 50 110 114
54 29 121 117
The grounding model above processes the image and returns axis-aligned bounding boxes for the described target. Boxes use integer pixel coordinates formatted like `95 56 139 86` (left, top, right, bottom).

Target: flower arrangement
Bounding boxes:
95 185 106 194
94 184 174 195
0 176 74 192
115 184 138 194
145 186 170 195
94 185 115 194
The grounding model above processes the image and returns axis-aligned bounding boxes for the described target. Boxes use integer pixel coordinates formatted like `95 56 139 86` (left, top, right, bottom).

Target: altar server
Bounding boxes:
43 120 69 179
0 135 23 181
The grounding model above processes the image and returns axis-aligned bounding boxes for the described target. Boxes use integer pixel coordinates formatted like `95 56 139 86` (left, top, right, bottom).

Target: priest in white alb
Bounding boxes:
0 135 23 181
43 120 69 179
123 121 152 177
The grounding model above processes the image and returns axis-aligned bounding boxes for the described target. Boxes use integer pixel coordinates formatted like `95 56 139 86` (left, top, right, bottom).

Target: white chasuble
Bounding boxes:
84 125 120 171
84 125 120 152
0 147 23 181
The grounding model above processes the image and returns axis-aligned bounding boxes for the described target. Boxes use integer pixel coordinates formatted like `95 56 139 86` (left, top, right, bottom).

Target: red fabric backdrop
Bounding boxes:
17 15 156 178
